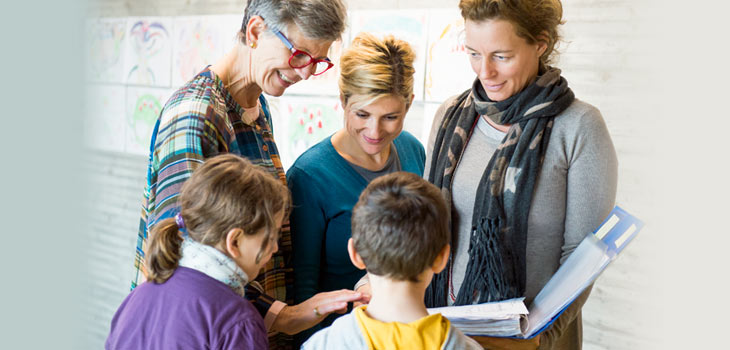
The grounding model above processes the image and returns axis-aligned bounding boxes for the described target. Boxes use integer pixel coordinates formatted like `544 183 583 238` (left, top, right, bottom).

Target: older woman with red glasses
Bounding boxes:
132 1 365 348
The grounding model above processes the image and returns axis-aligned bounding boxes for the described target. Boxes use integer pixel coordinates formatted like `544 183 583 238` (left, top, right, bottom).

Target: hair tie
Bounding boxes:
175 213 186 229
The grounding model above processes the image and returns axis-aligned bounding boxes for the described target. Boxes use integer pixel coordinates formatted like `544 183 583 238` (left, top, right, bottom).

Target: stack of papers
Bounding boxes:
427 298 528 337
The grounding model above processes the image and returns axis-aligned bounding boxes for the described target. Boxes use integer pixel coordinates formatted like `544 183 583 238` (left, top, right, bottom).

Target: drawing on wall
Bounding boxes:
84 85 126 152
172 16 226 87
350 10 428 101
84 12 475 159
86 18 126 83
268 96 343 170
425 9 476 102
125 87 174 155
124 17 172 87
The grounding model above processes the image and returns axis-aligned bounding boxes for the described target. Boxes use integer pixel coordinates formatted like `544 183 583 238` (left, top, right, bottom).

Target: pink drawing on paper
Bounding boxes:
125 19 172 86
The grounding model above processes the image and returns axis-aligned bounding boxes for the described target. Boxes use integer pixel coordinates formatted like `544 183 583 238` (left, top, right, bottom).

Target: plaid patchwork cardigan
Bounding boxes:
132 68 291 321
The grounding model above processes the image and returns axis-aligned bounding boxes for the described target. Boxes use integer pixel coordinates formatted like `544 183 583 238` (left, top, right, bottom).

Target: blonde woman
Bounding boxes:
286 33 425 343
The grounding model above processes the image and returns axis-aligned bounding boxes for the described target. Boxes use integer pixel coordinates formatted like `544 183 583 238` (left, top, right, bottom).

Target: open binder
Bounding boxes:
427 205 644 338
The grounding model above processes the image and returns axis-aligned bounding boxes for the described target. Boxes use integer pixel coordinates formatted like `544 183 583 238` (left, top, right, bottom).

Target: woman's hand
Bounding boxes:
470 335 540 350
353 282 372 308
271 289 368 335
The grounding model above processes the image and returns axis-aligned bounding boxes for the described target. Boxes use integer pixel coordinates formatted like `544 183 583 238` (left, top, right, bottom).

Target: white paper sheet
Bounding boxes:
424 9 476 103
85 18 127 83
124 17 173 87
427 298 528 337
171 16 227 87
124 86 175 155
267 95 343 170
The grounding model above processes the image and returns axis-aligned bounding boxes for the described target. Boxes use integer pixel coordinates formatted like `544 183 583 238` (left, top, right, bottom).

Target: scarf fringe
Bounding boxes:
455 217 517 304
425 267 447 308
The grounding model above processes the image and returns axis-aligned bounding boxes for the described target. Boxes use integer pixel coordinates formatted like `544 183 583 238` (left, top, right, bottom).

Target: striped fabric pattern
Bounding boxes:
132 67 293 311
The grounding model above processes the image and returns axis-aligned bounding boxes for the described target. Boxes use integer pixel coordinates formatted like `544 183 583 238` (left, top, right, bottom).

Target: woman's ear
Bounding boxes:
431 244 451 274
339 94 347 110
535 32 549 58
225 228 245 258
245 15 266 47
347 238 367 270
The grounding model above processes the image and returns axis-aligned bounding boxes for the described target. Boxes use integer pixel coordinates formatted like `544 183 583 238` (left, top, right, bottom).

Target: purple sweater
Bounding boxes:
106 267 268 350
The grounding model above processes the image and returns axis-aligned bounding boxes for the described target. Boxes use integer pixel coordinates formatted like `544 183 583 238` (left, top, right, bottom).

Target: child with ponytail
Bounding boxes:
106 154 290 350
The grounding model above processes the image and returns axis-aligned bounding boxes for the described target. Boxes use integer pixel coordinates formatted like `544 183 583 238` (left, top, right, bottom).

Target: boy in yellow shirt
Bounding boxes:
302 172 481 349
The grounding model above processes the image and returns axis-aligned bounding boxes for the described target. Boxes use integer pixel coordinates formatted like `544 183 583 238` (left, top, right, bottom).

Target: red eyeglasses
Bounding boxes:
273 30 334 76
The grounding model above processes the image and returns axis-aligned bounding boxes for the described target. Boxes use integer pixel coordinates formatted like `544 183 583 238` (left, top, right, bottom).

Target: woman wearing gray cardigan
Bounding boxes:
422 1 617 349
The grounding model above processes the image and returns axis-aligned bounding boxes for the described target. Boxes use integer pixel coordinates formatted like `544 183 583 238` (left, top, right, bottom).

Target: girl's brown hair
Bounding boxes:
459 0 565 67
144 154 290 284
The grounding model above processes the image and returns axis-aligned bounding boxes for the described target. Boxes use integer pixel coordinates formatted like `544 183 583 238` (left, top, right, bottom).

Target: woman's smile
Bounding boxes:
362 134 384 145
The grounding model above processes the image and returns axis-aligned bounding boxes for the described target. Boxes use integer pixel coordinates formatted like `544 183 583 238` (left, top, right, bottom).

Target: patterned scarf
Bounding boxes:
425 67 574 307
179 236 249 297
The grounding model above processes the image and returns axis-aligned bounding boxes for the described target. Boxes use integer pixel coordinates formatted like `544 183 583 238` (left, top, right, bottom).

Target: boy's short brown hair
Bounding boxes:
351 172 450 282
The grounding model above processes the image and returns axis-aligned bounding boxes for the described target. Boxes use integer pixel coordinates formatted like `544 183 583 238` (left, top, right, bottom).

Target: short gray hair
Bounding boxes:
241 0 347 43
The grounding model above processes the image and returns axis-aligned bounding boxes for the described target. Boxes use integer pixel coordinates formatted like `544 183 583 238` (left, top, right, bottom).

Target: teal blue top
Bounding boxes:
286 131 425 340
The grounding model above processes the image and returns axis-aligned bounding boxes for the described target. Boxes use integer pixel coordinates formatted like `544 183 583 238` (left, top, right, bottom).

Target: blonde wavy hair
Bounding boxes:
338 32 416 109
